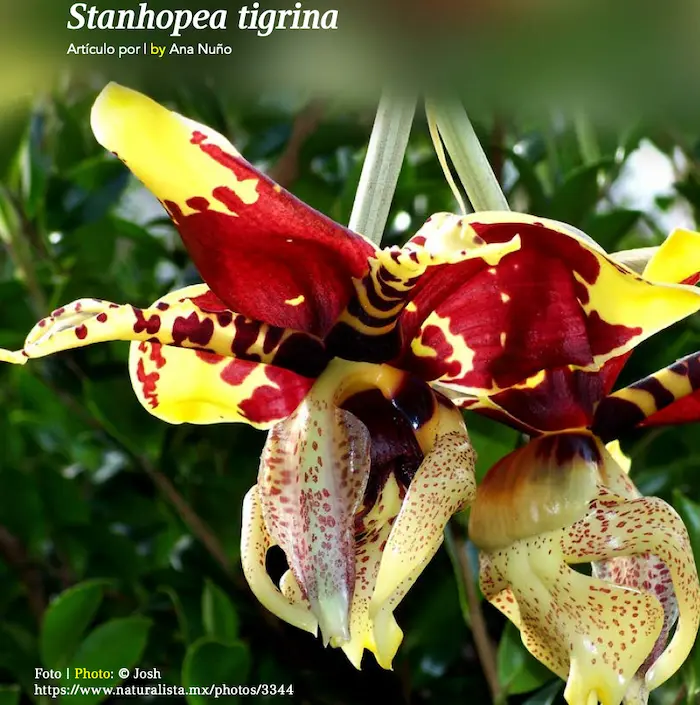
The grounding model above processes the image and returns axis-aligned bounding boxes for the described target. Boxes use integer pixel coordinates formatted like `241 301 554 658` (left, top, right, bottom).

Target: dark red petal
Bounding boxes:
90 83 375 338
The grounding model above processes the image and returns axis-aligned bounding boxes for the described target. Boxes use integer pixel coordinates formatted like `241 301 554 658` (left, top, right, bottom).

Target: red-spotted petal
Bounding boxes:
0 285 326 376
258 393 371 644
0 285 324 430
400 212 700 397
129 342 314 429
90 83 375 337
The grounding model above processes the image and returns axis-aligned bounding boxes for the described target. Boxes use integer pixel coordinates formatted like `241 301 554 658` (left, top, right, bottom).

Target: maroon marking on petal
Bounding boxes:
52 307 65 317
212 185 249 213
273 332 329 379
186 196 210 212
573 278 590 305
220 359 255 385
587 312 641 357
96 313 108 323
216 311 233 327
136 358 159 408
487 367 606 433
325 321 400 364
237 365 314 423
398 222 617 391
38 320 46 328
109 303 120 309
262 326 285 355
191 290 230 312
682 272 700 286
132 307 161 335
75 324 88 340
163 200 184 224
164 136 374 336
231 315 262 361
156 302 170 311
149 341 167 369
190 131 207 145
172 312 214 347
195 349 221 364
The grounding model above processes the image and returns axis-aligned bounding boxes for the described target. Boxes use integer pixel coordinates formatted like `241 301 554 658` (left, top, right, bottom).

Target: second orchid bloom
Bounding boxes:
2 84 699 705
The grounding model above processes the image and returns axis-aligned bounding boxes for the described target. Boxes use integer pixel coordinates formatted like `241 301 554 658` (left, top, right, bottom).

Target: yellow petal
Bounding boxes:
642 228 700 285
91 83 259 221
371 410 476 610
240 485 318 635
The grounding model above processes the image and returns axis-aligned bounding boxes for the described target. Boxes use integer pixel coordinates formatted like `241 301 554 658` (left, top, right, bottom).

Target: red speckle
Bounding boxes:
132 307 161 335
186 196 209 212
136 358 159 408
149 342 167 369
212 186 249 214
195 350 222 365
96 313 108 323
220 359 255 386
172 312 214 347
75 325 88 340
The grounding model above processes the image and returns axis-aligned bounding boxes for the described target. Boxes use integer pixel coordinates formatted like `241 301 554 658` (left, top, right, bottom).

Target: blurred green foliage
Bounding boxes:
0 77 699 705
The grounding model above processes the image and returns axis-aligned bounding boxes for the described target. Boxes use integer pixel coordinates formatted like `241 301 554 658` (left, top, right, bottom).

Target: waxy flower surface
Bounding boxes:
3 84 700 682
463 231 700 704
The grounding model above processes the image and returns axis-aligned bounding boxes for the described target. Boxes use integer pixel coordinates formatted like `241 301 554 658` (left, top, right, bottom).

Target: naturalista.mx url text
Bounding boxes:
35 683 294 698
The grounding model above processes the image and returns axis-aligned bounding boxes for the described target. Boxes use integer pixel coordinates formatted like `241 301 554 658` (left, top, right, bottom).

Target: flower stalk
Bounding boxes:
348 92 417 245
426 98 509 212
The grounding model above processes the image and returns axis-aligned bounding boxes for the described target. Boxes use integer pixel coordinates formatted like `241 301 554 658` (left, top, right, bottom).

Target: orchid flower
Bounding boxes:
462 231 700 704
3 84 700 675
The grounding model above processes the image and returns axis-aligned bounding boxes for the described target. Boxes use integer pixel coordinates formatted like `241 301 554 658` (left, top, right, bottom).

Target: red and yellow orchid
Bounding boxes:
2 84 700 684
463 231 700 704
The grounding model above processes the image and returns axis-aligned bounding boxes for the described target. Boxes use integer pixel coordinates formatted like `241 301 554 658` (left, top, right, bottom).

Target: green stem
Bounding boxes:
426 98 509 212
348 93 417 245
445 522 503 703
0 186 46 315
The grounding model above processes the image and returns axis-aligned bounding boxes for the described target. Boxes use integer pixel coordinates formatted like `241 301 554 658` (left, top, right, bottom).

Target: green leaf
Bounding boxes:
584 209 642 251
60 616 152 705
201 580 239 645
497 621 553 695
547 160 613 226
182 638 251 705
501 147 548 214
0 623 38 694
464 412 520 483
522 679 562 705
674 491 700 561
0 685 20 705
17 107 50 220
159 585 191 645
40 580 108 669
